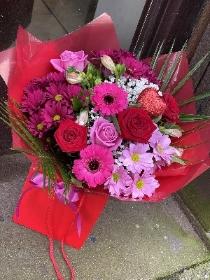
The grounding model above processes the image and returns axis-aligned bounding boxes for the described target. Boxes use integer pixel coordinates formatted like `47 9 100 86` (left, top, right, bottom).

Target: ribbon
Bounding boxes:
31 173 82 237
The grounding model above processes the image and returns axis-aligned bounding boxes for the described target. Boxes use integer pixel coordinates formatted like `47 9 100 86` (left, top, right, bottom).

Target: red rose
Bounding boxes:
54 119 87 152
117 107 156 143
163 93 180 123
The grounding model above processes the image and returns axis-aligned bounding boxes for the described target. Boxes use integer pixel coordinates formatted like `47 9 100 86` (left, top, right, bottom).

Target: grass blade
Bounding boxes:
150 42 160 68
172 51 210 95
180 113 210 122
158 39 175 81
137 43 144 59
160 41 187 92
151 41 165 70
180 91 210 106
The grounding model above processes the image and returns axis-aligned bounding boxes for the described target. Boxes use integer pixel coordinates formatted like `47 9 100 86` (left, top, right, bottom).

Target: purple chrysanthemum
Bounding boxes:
27 113 47 138
63 84 88 104
119 143 154 173
46 72 65 83
149 129 182 166
24 72 65 94
42 101 73 127
21 89 46 114
131 173 159 199
92 83 128 116
104 165 132 197
46 83 70 104
120 56 160 84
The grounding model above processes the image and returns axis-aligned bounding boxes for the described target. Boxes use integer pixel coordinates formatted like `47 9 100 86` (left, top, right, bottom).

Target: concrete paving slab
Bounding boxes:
43 0 92 32
27 0 66 40
0 154 209 280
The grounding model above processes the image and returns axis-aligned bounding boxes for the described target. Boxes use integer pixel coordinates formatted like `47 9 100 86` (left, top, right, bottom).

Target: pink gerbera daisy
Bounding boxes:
73 144 114 188
91 83 128 116
42 101 73 127
131 173 159 199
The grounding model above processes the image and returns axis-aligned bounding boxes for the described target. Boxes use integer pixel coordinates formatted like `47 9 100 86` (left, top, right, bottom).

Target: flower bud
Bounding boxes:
76 110 89 126
66 71 82 84
101 55 116 73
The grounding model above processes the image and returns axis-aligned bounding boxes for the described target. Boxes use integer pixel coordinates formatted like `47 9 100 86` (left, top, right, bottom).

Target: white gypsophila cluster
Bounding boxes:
88 108 100 122
113 142 126 167
106 76 160 104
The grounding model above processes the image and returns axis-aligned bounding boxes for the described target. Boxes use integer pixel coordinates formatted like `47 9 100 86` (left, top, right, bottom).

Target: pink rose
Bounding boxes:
50 50 88 72
90 117 122 151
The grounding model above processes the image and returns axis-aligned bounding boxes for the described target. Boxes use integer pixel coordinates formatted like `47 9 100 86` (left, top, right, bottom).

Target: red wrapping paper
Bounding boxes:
0 14 209 248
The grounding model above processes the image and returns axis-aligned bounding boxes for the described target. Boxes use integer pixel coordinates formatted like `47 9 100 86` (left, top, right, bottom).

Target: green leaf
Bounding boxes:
172 156 187 165
137 43 144 59
72 97 82 112
180 113 210 122
160 41 187 92
153 115 162 123
150 42 160 68
180 91 210 106
172 51 210 95
151 41 165 70
158 39 175 81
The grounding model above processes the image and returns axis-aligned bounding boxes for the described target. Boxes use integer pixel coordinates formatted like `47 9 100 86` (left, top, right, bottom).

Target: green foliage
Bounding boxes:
115 64 126 80
180 91 210 106
158 39 175 81
0 100 82 192
72 96 83 112
81 63 102 89
151 41 165 70
160 41 187 92
180 113 210 122
172 51 210 95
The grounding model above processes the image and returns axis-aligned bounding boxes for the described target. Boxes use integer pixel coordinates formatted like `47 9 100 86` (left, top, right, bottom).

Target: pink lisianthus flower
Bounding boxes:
149 129 182 165
72 144 114 188
50 50 88 72
90 117 122 151
131 173 159 199
92 83 128 116
119 143 154 173
104 165 132 197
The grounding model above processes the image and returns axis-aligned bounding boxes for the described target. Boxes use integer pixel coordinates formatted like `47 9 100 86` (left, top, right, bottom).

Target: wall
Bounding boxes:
95 0 146 49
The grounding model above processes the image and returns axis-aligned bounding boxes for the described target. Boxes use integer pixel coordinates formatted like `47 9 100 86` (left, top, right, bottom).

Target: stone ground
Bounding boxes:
0 154 210 280
0 0 210 279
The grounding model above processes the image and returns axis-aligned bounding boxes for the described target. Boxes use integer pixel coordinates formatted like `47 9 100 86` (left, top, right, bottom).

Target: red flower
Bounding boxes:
54 119 87 152
117 107 156 143
163 93 180 123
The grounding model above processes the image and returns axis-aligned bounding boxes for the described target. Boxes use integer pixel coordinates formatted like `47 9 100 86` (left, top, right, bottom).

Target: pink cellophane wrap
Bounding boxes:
0 14 209 248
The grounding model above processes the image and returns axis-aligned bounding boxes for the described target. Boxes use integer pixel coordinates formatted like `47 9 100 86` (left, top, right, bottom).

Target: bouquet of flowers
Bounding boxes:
0 14 210 279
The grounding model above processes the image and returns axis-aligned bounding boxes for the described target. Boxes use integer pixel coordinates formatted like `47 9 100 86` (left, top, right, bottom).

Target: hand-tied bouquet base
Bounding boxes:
0 13 210 279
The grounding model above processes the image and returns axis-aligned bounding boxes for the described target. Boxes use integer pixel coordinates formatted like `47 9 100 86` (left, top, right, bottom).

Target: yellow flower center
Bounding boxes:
136 179 144 189
53 114 61 121
157 144 163 154
54 94 63 102
131 153 140 162
112 173 120 183
36 123 44 131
